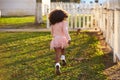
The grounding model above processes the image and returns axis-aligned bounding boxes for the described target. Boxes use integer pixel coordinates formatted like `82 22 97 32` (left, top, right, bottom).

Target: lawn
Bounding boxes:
0 32 107 80
0 16 47 29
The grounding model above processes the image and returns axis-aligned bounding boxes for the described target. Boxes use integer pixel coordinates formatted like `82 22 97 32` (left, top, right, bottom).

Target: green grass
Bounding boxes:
0 32 107 80
0 16 47 29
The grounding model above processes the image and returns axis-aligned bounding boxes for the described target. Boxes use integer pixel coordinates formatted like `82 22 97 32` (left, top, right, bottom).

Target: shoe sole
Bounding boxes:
56 66 61 75
62 60 67 66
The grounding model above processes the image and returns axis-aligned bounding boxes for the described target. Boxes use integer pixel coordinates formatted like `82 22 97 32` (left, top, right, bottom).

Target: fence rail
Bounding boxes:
47 2 100 30
46 2 120 63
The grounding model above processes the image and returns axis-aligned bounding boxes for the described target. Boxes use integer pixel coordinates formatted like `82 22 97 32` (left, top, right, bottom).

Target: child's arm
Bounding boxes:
63 21 71 41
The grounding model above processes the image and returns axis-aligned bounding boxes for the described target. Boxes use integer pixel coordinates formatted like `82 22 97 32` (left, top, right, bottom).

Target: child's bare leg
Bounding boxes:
54 47 61 63
54 47 62 75
61 48 67 66
61 48 65 55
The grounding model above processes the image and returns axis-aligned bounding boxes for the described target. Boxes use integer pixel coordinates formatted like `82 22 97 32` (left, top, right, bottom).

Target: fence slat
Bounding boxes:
47 2 99 30
46 2 120 62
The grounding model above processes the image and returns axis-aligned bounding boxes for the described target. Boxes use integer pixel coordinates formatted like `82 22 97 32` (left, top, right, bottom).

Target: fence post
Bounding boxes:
113 9 119 63
47 14 49 28
74 14 77 28
78 14 81 28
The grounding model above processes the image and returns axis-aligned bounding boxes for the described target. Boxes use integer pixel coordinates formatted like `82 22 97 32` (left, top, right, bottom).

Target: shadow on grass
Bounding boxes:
0 32 111 80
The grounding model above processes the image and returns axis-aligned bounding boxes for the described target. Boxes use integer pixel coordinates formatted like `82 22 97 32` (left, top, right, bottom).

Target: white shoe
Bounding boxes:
61 55 67 66
55 63 61 75
61 55 65 60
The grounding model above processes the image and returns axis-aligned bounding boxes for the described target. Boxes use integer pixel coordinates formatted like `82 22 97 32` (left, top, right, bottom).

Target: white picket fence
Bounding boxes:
47 2 101 30
47 2 120 63
98 0 120 63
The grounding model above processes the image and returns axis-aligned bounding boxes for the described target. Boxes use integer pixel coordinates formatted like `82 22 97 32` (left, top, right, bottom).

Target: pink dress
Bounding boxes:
50 21 71 49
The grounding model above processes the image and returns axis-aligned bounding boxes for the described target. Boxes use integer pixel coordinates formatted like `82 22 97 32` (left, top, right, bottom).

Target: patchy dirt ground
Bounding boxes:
86 31 120 80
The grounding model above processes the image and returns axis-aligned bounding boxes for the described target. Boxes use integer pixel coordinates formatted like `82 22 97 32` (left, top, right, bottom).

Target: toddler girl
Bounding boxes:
49 9 71 75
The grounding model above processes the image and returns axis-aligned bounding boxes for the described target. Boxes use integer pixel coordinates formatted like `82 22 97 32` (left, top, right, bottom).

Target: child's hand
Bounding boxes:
68 40 71 44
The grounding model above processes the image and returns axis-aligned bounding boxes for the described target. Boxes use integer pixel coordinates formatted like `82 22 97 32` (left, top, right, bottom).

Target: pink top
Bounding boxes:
51 21 71 40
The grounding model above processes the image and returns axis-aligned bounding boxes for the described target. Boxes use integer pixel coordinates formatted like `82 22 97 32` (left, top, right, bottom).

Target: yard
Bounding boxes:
0 0 120 79
0 16 46 29
0 31 113 80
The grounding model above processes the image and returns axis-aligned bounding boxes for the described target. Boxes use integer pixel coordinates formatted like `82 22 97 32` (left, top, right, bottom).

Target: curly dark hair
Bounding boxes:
48 9 68 25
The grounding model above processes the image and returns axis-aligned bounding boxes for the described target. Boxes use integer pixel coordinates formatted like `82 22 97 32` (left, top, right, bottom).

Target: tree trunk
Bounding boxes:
35 0 43 24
